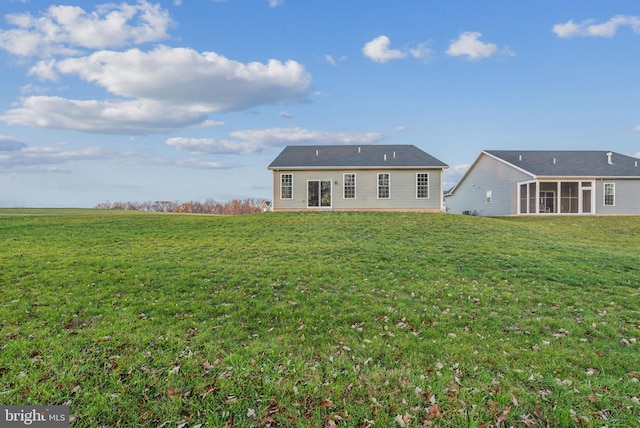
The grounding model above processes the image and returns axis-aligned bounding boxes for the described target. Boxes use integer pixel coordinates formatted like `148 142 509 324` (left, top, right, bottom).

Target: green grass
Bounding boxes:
1 209 639 427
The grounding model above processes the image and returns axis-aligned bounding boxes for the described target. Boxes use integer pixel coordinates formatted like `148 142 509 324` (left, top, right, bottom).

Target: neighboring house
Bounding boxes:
446 150 640 216
267 145 448 212
260 200 272 212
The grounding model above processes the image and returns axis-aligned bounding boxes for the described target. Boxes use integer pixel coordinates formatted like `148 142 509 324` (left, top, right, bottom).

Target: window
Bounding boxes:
377 173 390 199
416 173 429 199
486 190 492 204
604 183 615 206
344 173 356 199
281 174 292 199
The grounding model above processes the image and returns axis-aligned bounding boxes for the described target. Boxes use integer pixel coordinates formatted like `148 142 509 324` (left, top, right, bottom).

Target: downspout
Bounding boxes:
440 169 445 212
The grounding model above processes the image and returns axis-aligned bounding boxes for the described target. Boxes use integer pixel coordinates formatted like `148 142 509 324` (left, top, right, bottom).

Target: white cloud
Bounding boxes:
167 127 385 156
553 15 640 38
363 35 407 63
5 46 312 134
634 125 640 132
30 46 312 111
443 164 471 191
269 0 284 7
0 1 173 57
446 32 499 60
409 41 434 63
200 120 225 128
230 127 384 147
0 138 234 172
1 96 210 134
166 137 259 155
0 143 120 169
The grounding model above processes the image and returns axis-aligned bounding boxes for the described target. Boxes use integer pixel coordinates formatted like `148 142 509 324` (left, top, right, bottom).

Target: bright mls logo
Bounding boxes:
1 406 69 427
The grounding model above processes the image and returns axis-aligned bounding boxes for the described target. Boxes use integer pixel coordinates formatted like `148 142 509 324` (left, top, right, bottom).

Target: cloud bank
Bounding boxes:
0 2 312 134
167 127 385 155
0 0 172 57
553 15 640 38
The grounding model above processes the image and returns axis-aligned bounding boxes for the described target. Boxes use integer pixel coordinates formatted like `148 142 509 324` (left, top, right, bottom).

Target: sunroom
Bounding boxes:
518 180 595 215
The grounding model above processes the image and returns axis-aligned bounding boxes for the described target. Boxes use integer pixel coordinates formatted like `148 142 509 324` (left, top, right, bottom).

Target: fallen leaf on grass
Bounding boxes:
166 387 182 398
322 398 335 408
427 403 441 419
520 414 537 427
394 413 411 427
594 409 611 420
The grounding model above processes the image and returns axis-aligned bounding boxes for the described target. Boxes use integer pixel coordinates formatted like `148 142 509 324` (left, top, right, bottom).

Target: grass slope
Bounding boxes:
1 210 639 427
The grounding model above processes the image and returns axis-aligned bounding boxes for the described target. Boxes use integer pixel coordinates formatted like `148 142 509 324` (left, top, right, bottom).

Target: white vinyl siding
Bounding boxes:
272 169 444 211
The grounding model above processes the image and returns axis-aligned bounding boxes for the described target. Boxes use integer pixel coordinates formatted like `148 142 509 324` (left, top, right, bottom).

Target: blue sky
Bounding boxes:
1 0 639 207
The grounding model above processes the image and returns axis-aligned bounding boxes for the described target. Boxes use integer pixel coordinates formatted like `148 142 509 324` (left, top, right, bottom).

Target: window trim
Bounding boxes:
416 173 429 199
604 182 615 206
343 173 356 199
280 173 293 199
377 173 390 199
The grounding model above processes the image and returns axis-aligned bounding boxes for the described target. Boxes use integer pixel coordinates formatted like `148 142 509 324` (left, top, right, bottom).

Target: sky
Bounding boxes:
1 0 639 207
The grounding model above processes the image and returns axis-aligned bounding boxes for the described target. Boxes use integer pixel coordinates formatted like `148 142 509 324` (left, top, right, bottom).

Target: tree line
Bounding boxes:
95 198 266 215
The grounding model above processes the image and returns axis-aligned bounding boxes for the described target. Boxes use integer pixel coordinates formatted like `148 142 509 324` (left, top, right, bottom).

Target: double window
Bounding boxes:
377 173 390 199
343 173 356 199
281 174 293 199
416 173 429 199
604 183 615 206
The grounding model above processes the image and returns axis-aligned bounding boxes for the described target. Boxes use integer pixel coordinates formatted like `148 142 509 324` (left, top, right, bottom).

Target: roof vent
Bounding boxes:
393 151 396 158
316 149 319 156
635 160 638 167
519 154 522 161
384 154 387 161
607 152 613 165
358 147 361 153
553 157 556 164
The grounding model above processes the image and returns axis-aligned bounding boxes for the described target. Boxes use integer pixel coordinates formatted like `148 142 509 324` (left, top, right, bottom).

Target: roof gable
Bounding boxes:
268 145 448 169
485 150 640 177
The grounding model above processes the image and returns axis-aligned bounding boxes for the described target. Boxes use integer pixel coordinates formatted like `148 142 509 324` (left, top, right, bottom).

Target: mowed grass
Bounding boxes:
0 209 638 427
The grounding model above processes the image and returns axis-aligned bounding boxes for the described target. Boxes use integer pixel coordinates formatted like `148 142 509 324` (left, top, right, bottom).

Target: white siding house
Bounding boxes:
268 145 448 212
446 150 640 216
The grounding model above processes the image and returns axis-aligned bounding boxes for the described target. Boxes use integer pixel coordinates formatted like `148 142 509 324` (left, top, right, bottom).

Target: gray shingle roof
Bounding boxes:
268 145 448 169
485 150 640 177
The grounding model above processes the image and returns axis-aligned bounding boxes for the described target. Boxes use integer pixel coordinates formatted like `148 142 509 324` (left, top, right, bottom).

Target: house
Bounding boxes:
260 200 272 212
445 150 640 216
267 145 448 212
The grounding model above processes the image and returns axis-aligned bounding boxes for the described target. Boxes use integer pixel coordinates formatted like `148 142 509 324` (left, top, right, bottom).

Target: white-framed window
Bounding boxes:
486 190 492 204
377 173 390 199
343 173 356 199
416 173 429 199
604 183 615 206
281 174 293 199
